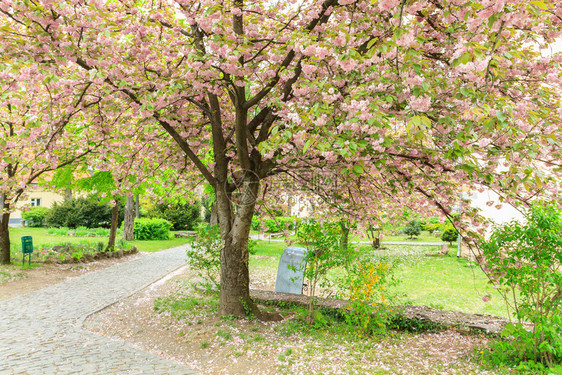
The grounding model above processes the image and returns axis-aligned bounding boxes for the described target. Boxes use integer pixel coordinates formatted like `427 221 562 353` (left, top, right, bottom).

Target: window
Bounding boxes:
30 198 41 207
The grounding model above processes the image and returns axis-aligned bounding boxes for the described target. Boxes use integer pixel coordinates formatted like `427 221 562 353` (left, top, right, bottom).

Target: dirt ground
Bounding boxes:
83 267 499 375
2 256 500 374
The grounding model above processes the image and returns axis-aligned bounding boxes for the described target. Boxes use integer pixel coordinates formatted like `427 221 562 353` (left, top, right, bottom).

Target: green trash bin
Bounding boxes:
21 236 33 266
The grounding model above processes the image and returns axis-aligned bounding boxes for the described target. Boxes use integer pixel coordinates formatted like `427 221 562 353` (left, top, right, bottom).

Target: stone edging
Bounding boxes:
250 289 509 334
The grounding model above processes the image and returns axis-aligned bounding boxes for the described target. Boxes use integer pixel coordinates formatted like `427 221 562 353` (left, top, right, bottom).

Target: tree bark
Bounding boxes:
123 196 135 241
216 174 261 318
106 201 119 251
210 202 218 225
339 219 350 251
0 195 11 265
0 214 10 265
135 194 140 218
64 188 72 201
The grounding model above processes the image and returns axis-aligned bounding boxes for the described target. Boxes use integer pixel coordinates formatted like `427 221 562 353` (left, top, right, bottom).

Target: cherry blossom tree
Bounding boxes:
2 0 561 317
0 57 107 263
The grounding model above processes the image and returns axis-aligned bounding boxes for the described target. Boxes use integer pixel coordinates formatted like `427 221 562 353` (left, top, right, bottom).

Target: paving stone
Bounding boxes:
0 246 199 374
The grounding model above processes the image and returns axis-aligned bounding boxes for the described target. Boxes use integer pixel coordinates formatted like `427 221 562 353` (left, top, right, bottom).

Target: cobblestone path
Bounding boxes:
0 246 199 374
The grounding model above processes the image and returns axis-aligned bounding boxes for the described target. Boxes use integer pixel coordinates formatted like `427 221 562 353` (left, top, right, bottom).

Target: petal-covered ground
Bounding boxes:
84 269 500 375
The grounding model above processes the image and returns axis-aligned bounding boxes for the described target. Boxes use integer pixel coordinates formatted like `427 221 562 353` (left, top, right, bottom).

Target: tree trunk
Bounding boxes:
339 219 350 251
367 224 381 249
135 194 140 218
0 216 10 265
106 201 119 251
64 188 72 201
215 174 261 318
123 196 135 241
0 195 11 265
210 202 218 225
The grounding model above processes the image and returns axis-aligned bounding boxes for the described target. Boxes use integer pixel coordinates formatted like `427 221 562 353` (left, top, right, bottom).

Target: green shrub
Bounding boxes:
251 216 261 231
479 203 562 369
187 224 222 290
133 218 171 240
441 225 458 244
47 227 69 236
261 216 298 233
422 222 443 232
94 227 110 236
297 219 352 323
21 207 49 227
45 197 123 228
146 201 201 230
420 216 441 232
403 220 421 238
75 226 89 236
341 257 398 336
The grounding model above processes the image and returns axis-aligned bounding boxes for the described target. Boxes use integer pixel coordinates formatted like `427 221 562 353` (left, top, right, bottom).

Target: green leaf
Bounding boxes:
496 111 506 122
303 138 312 153
530 0 549 9
460 52 472 64
353 164 364 176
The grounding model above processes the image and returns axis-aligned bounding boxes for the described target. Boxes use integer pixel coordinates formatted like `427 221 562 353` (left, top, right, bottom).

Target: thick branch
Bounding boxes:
155 114 216 185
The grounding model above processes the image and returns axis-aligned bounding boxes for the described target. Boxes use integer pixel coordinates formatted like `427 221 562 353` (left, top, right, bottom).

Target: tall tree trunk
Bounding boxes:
123 196 135 241
64 188 72 201
339 219 350 251
135 194 140 218
0 195 11 264
106 201 119 251
216 175 261 318
210 202 218 225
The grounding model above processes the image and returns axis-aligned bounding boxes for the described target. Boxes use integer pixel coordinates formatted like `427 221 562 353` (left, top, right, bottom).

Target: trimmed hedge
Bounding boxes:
133 218 172 240
21 206 49 227
441 225 458 244
146 201 201 230
46 197 123 228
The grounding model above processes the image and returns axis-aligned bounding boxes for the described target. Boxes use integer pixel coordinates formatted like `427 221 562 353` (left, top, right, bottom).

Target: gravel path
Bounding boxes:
0 246 199 374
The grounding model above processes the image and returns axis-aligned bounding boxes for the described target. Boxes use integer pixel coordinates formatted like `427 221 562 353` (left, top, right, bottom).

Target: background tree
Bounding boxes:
0 59 103 264
403 220 422 239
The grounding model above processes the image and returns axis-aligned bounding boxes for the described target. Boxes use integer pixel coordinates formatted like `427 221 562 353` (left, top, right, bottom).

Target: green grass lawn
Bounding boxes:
249 241 510 319
390 251 508 317
8 227 191 253
251 230 442 243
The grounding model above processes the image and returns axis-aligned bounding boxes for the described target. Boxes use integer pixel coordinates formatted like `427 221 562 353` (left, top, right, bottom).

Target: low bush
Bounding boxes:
9 240 136 264
74 226 89 236
133 218 172 240
341 257 398 336
186 223 256 291
46 226 113 237
256 216 299 233
47 227 69 236
146 201 201 230
420 216 443 233
479 203 562 370
251 216 261 231
441 225 458 244
186 224 222 291
46 197 123 228
21 207 49 227
403 220 421 238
